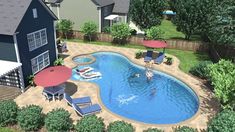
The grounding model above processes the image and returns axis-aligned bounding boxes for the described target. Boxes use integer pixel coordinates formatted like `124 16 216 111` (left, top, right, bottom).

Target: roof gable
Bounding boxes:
91 0 114 7
0 0 57 36
112 0 130 14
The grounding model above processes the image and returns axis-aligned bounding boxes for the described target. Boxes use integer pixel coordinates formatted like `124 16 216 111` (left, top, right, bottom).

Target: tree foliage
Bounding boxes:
81 21 98 41
146 26 164 40
111 23 131 44
189 61 212 79
207 59 235 109
208 110 235 132
129 0 167 29
173 0 201 40
208 2 235 45
56 19 74 39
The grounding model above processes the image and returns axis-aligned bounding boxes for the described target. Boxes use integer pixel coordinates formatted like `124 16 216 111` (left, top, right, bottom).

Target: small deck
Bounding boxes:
0 85 21 101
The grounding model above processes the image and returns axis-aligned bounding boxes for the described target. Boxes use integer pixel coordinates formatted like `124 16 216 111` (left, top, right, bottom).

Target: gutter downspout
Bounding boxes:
98 7 102 32
13 32 25 92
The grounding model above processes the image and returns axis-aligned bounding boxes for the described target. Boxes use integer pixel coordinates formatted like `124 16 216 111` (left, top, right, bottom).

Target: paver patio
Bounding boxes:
15 42 220 132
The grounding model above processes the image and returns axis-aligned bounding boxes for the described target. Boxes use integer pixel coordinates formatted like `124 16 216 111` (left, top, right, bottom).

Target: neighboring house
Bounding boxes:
45 0 130 32
0 0 58 91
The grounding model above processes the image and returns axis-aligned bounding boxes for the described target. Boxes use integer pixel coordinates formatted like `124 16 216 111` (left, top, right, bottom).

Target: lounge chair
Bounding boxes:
144 50 153 62
154 52 165 64
72 103 101 117
64 93 92 106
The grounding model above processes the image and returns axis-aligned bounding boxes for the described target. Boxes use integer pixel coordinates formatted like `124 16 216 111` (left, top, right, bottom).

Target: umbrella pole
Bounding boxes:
163 48 166 53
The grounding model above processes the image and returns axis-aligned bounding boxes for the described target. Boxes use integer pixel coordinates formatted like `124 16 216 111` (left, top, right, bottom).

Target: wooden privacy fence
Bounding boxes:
69 30 209 52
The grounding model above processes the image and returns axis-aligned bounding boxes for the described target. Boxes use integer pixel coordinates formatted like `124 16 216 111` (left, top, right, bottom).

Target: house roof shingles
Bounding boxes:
0 0 32 35
0 0 57 36
112 0 130 14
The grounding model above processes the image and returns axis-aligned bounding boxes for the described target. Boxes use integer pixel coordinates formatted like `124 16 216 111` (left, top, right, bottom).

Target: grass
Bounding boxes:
0 127 15 132
68 39 210 73
159 20 201 41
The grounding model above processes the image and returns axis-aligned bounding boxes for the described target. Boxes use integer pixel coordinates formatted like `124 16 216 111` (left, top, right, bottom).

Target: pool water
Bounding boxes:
71 52 199 124
73 57 92 63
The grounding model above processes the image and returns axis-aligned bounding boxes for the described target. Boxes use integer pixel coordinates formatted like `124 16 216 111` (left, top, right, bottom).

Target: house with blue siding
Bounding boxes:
45 0 130 32
0 0 58 91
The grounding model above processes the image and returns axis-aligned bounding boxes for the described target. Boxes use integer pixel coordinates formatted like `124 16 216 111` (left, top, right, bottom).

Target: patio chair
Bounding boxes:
154 52 165 64
72 103 101 117
55 88 65 100
42 92 53 101
64 93 92 106
144 50 153 62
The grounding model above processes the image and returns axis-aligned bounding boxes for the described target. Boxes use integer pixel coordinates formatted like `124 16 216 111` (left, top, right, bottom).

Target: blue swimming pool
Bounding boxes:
73 56 92 64
71 52 199 124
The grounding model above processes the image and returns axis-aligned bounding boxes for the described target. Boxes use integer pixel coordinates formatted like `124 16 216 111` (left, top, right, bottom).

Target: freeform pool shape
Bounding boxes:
71 52 199 124
73 55 94 65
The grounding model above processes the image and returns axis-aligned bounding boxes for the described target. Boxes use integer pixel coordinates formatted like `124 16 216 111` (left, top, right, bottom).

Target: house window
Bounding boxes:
27 29 48 51
31 51 50 74
33 8 38 18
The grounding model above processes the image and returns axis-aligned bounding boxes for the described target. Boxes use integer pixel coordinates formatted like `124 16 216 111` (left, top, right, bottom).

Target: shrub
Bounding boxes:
143 128 164 132
103 26 111 33
54 58 64 66
135 50 143 59
45 108 73 132
166 57 173 65
111 23 131 44
27 75 35 86
75 115 105 132
56 19 74 39
107 121 134 132
189 61 212 79
208 109 235 132
81 21 98 41
17 105 44 131
0 100 18 126
207 59 235 109
174 126 197 132
130 29 137 35
146 26 164 40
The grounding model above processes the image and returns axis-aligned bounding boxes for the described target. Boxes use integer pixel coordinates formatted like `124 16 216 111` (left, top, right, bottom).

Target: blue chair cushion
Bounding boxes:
81 104 101 115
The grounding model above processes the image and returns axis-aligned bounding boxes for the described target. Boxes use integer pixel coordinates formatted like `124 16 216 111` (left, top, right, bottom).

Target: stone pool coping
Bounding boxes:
70 50 201 127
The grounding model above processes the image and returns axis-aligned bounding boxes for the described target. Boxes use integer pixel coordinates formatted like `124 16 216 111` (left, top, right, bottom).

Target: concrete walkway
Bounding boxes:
15 42 219 132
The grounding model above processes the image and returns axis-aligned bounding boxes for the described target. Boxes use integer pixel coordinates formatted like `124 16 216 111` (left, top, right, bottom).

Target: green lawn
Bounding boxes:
159 20 185 40
67 39 210 73
159 20 201 41
0 127 15 132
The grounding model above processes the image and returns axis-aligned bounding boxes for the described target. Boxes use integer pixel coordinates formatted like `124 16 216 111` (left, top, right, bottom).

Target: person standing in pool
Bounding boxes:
150 88 157 96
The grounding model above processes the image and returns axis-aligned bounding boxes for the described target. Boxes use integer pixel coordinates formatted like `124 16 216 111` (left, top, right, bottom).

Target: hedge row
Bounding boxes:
1 100 234 132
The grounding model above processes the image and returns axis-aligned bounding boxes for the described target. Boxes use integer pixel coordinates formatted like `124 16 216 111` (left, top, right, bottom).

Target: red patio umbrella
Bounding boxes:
143 40 167 48
34 66 72 87
143 40 167 52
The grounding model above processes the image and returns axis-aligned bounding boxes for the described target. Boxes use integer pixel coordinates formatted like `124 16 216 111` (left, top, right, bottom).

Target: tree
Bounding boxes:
208 110 235 132
129 0 167 29
208 1 235 45
173 0 201 40
81 21 98 41
111 23 131 44
146 26 165 40
207 59 235 109
56 19 74 39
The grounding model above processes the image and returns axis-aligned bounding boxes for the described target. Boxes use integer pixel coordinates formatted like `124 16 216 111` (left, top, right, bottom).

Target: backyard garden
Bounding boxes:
1 0 235 131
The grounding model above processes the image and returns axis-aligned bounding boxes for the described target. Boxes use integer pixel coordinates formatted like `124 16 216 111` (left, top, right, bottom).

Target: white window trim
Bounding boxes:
27 28 48 51
31 50 50 74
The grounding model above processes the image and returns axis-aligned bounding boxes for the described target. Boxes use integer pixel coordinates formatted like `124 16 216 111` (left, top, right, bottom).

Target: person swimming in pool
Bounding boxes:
146 69 153 81
150 88 157 96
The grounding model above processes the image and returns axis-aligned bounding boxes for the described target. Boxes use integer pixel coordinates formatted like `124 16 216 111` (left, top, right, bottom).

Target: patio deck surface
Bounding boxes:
15 42 219 132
